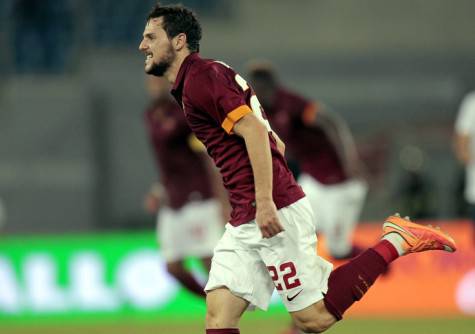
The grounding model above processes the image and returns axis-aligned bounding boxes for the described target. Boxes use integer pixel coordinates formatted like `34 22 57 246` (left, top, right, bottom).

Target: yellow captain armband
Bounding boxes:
188 134 206 153
221 105 253 134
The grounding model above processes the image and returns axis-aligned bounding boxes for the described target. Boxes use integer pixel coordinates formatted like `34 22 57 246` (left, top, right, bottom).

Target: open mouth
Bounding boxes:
145 52 153 63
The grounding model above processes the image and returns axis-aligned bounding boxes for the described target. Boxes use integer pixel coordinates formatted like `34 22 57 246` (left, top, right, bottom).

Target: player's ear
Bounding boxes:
173 33 187 51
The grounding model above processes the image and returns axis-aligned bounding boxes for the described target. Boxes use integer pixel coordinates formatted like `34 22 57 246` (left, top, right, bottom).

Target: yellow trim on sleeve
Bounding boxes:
221 105 253 134
302 102 319 125
188 134 206 153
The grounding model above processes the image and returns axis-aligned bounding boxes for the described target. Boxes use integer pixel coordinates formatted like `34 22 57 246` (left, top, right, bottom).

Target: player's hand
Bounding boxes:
271 132 286 156
143 192 160 214
255 199 284 238
143 182 165 214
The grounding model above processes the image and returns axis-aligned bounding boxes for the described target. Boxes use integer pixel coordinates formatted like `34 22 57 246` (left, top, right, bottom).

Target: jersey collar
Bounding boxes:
171 52 200 98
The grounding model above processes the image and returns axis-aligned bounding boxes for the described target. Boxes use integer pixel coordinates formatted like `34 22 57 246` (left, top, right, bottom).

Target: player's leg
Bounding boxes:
201 256 212 272
298 173 336 245
185 199 224 269
325 180 367 259
158 205 207 298
206 287 248 332
166 259 206 297
282 176 331 334
290 300 336 333
204 224 277 333
258 197 334 333
164 200 223 298
290 214 456 332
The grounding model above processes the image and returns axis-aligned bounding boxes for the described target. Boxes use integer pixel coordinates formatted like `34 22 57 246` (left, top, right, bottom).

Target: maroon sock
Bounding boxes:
372 239 399 263
323 243 394 320
171 270 206 298
206 329 240 334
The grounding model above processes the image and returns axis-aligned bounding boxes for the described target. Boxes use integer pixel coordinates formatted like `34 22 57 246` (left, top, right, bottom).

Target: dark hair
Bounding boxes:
147 3 202 52
247 62 278 87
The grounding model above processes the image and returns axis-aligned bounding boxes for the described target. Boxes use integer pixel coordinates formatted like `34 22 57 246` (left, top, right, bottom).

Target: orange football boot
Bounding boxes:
383 213 456 254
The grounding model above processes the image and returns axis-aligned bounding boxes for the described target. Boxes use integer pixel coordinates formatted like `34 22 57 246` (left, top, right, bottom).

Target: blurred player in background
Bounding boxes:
454 89 475 245
139 3 457 333
143 76 225 298
247 63 368 261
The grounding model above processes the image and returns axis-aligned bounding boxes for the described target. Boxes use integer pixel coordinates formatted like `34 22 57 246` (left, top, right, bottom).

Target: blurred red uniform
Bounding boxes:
143 77 223 298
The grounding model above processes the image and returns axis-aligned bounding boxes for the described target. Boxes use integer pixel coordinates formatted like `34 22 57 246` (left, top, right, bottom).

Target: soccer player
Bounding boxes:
143 75 224 298
138 4 456 333
454 89 475 245
247 63 367 260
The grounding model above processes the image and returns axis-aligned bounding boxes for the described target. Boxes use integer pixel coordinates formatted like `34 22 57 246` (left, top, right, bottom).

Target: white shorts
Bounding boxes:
299 174 368 257
205 197 333 312
157 199 224 262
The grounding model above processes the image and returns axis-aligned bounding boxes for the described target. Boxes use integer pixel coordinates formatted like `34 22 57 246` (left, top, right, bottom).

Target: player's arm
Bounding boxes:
233 112 284 238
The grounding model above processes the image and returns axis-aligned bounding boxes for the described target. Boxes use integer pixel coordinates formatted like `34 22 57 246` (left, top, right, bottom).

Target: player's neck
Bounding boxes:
166 51 191 85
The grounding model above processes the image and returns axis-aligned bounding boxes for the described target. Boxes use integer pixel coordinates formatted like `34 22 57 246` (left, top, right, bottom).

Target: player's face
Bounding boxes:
139 18 176 76
251 81 276 109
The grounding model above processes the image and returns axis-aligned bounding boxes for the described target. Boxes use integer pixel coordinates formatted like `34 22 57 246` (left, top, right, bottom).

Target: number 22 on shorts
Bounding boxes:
267 262 302 291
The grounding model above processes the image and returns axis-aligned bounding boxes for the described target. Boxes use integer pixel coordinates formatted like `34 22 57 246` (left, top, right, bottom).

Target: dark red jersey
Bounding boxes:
144 96 213 209
171 53 304 226
265 88 348 185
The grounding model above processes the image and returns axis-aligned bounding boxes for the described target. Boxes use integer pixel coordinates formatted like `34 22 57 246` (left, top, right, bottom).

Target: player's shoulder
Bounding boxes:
191 58 236 79
279 87 311 107
186 59 236 92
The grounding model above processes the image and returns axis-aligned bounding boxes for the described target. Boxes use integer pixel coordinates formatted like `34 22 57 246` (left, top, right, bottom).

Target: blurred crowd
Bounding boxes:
1 0 226 73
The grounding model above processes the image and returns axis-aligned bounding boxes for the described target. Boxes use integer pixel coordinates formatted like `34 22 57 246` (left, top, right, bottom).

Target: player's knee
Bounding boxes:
205 305 238 329
297 321 331 333
293 302 336 333
206 288 248 329
295 318 333 333
166 261 185 278
295 317 333 333
205 307 220 328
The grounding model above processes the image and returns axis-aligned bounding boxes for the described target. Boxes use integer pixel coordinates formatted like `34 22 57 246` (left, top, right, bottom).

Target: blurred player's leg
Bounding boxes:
159 207 205 298
299 174 367 260
201 256 212 272
166 260 206 298
159 201 222 299
326 180 367 259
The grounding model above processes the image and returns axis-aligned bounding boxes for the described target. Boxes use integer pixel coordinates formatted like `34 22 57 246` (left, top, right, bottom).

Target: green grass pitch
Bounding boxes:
2 316 474 334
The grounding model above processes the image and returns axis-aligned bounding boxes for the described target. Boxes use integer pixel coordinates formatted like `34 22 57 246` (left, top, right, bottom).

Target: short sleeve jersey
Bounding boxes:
171 53 304 226
265 88 348 185
144 96 213 209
